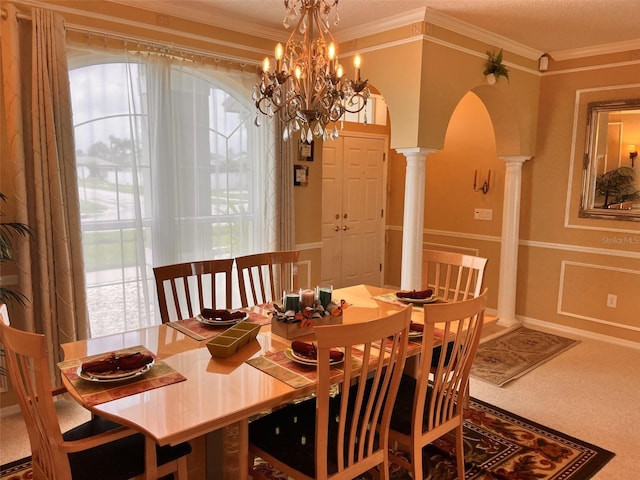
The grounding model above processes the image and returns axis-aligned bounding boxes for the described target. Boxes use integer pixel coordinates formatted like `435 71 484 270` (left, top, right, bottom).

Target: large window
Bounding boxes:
69 52 271 337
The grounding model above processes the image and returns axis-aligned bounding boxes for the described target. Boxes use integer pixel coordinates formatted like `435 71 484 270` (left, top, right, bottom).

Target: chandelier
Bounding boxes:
252 0 370 142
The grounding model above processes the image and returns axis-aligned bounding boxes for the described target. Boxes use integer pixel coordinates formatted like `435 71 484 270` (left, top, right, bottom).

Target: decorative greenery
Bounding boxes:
595 167 640 208
484 48 509 83
0 193 31 306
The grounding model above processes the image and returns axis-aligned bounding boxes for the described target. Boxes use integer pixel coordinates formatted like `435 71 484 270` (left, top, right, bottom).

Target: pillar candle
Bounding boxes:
300 289 316 308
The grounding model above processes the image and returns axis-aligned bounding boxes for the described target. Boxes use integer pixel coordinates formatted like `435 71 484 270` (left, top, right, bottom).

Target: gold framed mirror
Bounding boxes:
580 99 640 221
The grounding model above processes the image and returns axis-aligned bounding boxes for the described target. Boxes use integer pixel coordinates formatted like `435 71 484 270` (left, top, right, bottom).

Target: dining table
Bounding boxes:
58 284 432 479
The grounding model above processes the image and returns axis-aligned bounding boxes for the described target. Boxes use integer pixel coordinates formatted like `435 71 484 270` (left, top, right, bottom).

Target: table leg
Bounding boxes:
222 420 249 479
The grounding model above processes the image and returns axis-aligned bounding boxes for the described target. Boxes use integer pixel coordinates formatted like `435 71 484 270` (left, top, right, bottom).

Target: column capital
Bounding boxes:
395 147 438 160
498 155 532 165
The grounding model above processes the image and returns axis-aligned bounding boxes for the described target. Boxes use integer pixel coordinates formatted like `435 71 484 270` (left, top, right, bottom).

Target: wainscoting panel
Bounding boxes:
558 261 640 332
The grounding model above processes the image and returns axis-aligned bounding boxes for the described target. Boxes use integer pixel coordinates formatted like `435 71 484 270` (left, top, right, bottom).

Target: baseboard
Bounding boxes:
520 315 640 350
0 404 20 419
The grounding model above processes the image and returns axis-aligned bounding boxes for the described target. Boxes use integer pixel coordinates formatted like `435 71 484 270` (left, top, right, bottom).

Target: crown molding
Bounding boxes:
551 38 640 61
337 7 541 61
333 7 426 43
423 9 542 61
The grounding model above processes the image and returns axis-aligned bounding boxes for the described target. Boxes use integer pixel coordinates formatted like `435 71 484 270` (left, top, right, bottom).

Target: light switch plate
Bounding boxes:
474 208 493 220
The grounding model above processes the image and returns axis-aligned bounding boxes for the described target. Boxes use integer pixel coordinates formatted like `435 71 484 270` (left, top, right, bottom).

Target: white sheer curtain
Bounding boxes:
69 47 275 335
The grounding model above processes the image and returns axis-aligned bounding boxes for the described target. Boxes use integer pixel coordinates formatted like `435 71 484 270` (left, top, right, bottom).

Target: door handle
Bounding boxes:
334 226 340 232
342 225 349 231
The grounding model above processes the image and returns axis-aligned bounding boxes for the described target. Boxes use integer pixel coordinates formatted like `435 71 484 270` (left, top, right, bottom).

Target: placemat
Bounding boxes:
246 347 365 389
167 304 274 341
372 292 407 306
58 345 186 407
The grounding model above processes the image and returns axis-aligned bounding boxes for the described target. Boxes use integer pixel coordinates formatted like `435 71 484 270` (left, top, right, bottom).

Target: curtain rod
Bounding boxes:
1 7 259 70
1 7 31 21
65 24 256 69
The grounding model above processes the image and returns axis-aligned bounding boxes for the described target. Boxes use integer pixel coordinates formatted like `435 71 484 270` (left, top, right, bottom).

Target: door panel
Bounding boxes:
321 135 386 288
320 138 343 287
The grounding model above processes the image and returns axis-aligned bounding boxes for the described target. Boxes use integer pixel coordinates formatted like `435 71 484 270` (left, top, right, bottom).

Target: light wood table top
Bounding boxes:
60 284 415 447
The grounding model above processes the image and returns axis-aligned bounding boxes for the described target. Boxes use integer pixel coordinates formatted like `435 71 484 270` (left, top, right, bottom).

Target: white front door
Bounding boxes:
321 134 387 288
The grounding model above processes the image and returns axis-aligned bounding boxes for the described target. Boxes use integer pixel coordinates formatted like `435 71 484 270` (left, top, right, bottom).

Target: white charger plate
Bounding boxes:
395 294 438 305
196 312 248 326
78 360 154 382
284 348 344 366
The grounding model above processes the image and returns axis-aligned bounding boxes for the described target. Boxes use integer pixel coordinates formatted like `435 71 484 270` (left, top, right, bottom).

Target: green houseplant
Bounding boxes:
484 49 509 84
0 192 31 306
595 167 640 208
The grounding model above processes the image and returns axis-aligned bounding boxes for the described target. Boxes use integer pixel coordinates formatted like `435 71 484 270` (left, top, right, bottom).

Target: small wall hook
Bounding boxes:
473 169 491 194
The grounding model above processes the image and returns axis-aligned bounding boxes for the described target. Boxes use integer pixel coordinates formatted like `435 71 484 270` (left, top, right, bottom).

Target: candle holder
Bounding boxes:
316 285 333 309
282 290 301 312
272 287 344 339
473 169 491 194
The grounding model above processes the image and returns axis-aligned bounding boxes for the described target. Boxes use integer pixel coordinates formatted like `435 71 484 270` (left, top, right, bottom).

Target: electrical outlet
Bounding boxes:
474 208 492 220
606 294 617 308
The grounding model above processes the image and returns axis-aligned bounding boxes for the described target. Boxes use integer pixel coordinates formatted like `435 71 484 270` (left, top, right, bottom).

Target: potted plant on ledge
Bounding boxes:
484 49 509 84
0 192 31 306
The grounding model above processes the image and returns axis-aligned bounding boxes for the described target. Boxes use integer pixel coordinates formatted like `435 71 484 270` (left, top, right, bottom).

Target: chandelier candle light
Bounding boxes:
253 0 370 142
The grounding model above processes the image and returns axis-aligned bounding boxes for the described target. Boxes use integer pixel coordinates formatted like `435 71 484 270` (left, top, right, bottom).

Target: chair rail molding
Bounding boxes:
497 155 531 327
396 148 438 290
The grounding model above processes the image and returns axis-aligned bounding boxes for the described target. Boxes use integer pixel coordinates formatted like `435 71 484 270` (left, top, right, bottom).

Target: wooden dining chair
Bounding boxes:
422 249 488 302
388 289 488 480
153 258 234 323
422 249 488 407
235 250 299 307
0 308 191 480
248 305 412 480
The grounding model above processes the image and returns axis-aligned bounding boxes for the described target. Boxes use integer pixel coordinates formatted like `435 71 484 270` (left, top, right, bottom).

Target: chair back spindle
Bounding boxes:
236 250 299 307
153 258 234 323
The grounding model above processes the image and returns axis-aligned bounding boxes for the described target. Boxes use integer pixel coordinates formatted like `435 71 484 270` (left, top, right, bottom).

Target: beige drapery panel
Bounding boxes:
274 121 296 250
1 5 89 384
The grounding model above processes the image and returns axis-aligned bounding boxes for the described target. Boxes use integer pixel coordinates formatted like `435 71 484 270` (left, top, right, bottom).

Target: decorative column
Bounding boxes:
396 148 437 290
497 155 531 326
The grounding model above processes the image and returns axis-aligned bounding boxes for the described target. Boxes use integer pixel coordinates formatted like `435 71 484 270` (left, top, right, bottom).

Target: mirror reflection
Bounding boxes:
580 99 640 221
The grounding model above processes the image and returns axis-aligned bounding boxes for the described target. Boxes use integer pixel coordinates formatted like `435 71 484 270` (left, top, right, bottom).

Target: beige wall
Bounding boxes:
517 62 640 344
3 0 639 348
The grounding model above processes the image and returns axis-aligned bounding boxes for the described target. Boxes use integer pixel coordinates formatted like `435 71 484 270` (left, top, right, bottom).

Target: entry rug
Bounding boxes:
252 397 614 480
470 327 579 387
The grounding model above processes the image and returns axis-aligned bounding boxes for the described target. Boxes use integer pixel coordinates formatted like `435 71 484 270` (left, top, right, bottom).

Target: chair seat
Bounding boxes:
64 417 192 480
250 396 332 477
249 380 379 477
390 374 463 437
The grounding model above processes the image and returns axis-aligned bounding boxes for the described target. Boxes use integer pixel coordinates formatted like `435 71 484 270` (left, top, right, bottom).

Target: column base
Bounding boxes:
496 316 521 328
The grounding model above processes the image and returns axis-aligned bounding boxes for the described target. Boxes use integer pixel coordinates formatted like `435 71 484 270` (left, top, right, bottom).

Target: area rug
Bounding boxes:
383 397 614 480
0 457 30 480
470 327 579 387
251 397 614 480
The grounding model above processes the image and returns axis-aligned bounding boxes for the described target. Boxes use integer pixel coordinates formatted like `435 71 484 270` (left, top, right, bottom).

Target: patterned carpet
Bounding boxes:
250 397 613 480
2 398 613 480
0 457 30 480
1 398 613 480
470 327 579 387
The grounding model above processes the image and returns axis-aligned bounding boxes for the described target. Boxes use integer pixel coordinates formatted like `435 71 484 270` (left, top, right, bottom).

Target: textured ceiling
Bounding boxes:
112 0 640 59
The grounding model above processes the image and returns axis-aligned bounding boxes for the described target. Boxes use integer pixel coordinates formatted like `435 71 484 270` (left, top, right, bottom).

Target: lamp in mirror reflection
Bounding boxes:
252 0 370 142
629 144 637 167
473 169 491 194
